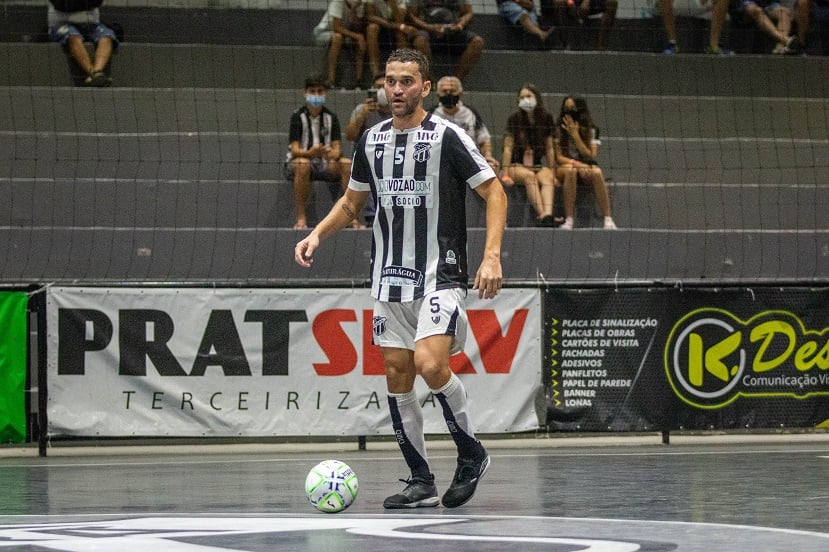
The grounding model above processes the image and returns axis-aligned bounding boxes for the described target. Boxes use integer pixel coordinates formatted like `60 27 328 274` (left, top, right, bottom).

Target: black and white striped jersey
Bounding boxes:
349 113 496 302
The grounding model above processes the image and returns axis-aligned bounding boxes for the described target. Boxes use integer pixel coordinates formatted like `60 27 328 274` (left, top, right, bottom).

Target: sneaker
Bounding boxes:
559 217 573 230
603 217 617 230
662 42 678 55
441 445 491 508
383 475 440 509
536 214 555 227
783 35 804 55
705 45 735 56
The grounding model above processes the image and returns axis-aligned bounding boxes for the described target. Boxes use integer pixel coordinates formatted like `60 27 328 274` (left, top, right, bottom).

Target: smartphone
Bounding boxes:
367 89 377 101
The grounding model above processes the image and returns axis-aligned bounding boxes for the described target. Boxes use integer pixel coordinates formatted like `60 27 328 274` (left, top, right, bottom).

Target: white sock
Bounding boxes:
432 373 480 457
388 390 430 478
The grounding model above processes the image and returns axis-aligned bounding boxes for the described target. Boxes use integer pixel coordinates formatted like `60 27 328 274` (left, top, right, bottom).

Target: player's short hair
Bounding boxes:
386 48 431 83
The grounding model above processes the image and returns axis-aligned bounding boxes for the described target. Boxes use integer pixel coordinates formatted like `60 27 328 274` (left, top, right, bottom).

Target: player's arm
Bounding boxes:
294 188 370 267
473 176 506 299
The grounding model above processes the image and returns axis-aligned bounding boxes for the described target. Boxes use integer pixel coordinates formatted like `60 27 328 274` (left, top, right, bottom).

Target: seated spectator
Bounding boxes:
366 0 413 67
404 0 484 81
497 0 556 48
345 72 393 224
47 0 117 87
313 0 369 88
787 0 829 52
553 96 616 230
656 0 733 54
429 76 500 172
285 74 354 230
544 0 618 50
730 0 793 53
500 84 557 227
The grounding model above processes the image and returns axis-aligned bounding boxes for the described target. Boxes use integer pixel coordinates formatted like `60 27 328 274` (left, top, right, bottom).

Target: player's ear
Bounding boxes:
421 79 432 99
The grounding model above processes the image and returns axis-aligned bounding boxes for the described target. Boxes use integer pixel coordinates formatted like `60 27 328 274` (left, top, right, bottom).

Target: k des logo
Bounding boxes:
664 308 829 409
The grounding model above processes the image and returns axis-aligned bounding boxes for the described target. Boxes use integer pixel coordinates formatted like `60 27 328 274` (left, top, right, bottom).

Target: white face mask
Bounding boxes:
518 96 537 112
376 87 388 107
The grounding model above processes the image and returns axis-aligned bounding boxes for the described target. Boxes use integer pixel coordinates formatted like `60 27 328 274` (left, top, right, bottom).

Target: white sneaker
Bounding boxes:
603 217 617 230
560 217 573 230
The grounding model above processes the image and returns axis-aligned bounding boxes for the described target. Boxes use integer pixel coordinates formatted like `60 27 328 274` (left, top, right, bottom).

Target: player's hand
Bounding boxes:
473 257 502 300
295 235 320 268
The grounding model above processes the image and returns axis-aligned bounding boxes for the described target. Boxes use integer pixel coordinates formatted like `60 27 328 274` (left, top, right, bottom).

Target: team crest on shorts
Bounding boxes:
412 143 431 163
373 316 387 336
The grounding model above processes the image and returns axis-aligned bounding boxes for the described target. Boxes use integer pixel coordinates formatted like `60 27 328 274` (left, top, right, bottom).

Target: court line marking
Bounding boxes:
0 512 827 540
2 448 828 469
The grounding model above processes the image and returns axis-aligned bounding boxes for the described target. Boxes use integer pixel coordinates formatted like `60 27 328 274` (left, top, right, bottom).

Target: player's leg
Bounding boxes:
375 300 439 509
414 289 489 508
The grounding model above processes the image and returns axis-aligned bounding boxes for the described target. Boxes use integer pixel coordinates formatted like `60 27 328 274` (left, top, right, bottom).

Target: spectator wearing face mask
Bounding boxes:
500 84 558 227
285 74 355 230
345 72 393 225
429 76 499 172
553 96 616 230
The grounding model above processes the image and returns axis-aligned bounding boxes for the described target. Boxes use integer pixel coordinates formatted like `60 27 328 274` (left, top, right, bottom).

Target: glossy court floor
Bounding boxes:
0 433 827 551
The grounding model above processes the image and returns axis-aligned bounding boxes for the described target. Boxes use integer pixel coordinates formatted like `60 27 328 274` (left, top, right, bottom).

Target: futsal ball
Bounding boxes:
305 460 359 513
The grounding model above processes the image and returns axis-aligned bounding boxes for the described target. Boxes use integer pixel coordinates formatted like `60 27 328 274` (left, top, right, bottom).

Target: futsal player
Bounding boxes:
294 48 507 509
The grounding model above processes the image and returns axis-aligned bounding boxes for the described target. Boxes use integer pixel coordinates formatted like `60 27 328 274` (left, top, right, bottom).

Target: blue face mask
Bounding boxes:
306 94 326 108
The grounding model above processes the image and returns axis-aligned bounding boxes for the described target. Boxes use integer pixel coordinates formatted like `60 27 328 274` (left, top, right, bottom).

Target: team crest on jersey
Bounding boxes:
413 143 432 163
445 250 457 265
373 316 387 336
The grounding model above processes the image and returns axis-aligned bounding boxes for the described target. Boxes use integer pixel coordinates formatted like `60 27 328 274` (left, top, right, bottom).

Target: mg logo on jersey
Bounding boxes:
369 131 391 144
373 316 387 336
415 130 440 142
413 143 431 163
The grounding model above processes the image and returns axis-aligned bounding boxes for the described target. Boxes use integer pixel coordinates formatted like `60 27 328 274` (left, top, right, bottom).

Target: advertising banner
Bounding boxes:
47 287 542 437
0 291 28 443
545 287 829 431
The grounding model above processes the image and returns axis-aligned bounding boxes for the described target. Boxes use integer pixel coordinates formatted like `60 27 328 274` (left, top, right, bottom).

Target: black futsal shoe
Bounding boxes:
441 444 491 508
383 474 440 509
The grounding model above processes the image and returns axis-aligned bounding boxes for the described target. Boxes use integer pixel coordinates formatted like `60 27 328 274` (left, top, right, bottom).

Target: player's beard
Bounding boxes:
392 94 420 119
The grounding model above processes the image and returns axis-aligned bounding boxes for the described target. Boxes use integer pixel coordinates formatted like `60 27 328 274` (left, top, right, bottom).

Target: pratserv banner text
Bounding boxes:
47 287 542 437
545 287 829 430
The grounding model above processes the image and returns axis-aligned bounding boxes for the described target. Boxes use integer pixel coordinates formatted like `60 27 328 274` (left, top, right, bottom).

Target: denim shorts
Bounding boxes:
49 22 117 46
498 1 540 26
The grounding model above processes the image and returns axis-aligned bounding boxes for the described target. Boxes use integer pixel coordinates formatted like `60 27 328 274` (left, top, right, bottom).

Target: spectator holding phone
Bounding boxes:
345 72 392 225
553 96 616 230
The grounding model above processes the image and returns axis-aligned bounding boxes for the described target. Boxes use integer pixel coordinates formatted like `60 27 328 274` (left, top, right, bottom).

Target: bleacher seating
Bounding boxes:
1 4 828 284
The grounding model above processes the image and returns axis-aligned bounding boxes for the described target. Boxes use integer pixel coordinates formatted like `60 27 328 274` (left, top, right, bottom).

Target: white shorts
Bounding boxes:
371 288 468 355
649 0 713 18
